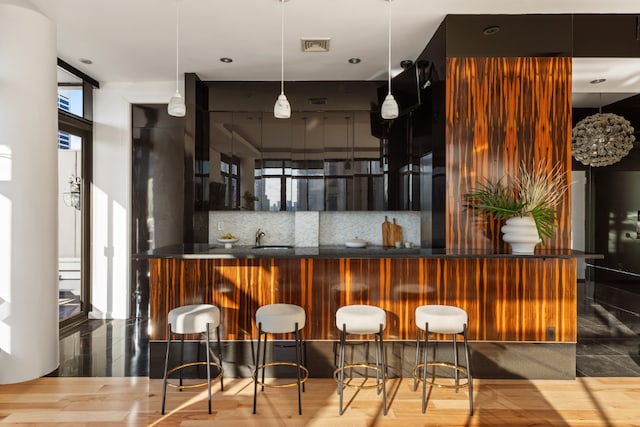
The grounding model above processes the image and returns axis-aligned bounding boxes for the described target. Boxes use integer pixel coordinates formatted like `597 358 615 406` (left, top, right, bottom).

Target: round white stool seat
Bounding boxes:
256 303 306 333
168 304 221 334
336 305 386 334
415 305 467 335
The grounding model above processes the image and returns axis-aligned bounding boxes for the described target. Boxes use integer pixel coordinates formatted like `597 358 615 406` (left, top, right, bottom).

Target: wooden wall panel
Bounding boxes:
446 57 572 250
150 257 576 343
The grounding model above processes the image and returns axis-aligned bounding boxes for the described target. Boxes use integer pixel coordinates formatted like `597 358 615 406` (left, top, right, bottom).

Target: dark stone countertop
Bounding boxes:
134 244 603 260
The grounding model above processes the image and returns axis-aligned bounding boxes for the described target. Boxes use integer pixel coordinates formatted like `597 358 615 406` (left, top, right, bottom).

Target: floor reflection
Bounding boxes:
577 280 640 377
51 318 149 377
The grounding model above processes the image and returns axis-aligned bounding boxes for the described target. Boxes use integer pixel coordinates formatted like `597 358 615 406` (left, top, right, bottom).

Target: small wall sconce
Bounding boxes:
63 175 81 210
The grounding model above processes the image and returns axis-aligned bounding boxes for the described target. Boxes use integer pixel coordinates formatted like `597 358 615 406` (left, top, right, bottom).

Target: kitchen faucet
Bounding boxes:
255 228 266 247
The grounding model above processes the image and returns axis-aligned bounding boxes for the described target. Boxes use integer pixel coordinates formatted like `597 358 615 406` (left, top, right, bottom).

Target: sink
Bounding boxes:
252 245 294 250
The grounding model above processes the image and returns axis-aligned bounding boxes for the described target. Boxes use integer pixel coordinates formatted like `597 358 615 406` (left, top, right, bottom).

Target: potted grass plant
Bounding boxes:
464 160 568 253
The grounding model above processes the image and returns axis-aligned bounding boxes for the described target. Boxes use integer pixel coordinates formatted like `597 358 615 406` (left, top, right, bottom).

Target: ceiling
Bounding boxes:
31 0 640 105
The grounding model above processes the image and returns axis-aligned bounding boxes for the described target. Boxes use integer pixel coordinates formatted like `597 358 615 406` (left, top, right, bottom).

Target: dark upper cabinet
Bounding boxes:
573 14 640 58
206 81 425 211
444 14 573 58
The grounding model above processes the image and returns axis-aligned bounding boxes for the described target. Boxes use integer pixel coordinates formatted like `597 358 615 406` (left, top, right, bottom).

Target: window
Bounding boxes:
220 154 240 209
254 158 385 211
57 67 83 117
56 59 97 327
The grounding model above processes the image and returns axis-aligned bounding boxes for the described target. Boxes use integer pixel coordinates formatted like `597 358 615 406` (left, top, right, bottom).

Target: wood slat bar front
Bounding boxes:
149 256 576 343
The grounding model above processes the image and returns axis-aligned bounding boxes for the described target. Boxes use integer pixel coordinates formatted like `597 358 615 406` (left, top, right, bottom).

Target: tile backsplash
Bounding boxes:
319 212 420 246
210 211 421 247
210 211 295 246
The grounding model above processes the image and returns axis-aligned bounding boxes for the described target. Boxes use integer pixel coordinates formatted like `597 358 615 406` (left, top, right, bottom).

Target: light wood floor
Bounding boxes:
0 377 639 426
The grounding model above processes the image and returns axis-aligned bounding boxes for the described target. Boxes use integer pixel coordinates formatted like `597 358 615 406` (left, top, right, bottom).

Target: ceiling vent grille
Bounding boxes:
301 38 331 52
308 97 328 105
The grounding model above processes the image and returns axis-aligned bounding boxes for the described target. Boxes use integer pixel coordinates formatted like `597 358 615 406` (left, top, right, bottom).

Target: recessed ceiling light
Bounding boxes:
590 78 606 84
348 58 361 64
78 58 93 65
482 26 500 36
220 57 233 63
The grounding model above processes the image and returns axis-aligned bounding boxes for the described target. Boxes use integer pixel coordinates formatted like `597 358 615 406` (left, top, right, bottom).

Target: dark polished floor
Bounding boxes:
52 317 150 377
576 280 640 377
51 280 640 378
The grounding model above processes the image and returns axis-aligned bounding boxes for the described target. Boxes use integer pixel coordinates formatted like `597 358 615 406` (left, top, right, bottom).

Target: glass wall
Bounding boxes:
211 111 386 211
57 63 93 325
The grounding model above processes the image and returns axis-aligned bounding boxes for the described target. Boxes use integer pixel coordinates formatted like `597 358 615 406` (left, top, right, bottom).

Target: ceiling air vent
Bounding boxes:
301 38 331 52
308 97 328 105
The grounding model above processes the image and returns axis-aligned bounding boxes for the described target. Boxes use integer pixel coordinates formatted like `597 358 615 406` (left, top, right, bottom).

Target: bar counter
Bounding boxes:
143 244 601 379
141 243 594 260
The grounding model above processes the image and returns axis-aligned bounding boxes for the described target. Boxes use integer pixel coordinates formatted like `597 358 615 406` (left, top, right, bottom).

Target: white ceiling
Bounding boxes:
31 0 640 105
572 58 640 107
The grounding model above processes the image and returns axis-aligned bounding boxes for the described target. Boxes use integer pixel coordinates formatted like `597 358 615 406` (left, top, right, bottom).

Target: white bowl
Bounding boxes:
217 238 239 244
345 239 367 248
217 238 239 249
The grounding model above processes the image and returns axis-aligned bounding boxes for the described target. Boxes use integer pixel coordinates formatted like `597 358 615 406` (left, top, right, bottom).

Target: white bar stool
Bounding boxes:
253 303 308 415
161 304 224 415
414 304 473 415
335 304 387 416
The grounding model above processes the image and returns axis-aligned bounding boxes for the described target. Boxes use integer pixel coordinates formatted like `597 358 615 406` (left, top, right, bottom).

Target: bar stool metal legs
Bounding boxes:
413 305 473 416
335 304 387 416
161 304 224 415
463 324 473 414
336 323 387 415
252 304 308 415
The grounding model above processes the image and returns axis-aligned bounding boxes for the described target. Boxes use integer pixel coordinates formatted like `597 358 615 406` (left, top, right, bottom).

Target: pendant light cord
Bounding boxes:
599 92 602 114
175 1 180 93
280 0 285 95
387 0 392 96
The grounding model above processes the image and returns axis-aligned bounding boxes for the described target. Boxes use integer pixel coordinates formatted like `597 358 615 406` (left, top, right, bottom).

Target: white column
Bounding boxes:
0 0 59 383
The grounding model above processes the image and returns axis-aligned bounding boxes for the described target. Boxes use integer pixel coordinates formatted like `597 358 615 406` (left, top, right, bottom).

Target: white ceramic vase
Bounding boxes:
501 216 541 254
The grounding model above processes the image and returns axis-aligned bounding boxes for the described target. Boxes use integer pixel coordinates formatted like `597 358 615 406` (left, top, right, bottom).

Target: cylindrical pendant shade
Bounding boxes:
381 94 399 119
168 91 186 117
274 93 291 119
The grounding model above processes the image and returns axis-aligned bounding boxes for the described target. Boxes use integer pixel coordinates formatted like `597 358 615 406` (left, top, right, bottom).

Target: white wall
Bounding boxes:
91 81 178 319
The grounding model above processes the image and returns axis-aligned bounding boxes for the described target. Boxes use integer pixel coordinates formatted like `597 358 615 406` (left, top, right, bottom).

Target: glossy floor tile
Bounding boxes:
576 281 640 377
52 318 149 377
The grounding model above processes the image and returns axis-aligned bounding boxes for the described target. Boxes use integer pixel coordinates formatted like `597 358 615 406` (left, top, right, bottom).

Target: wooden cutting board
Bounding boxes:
390 218 403 246
382 216 392 247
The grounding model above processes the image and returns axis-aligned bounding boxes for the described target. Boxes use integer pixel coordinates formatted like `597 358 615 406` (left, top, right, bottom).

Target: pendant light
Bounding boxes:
380 0 398 120
274 0 291 119
572 93 635 167
168 0 186 117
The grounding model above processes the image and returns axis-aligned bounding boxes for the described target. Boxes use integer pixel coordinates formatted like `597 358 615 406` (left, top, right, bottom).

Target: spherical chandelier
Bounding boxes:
572 113 635 167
